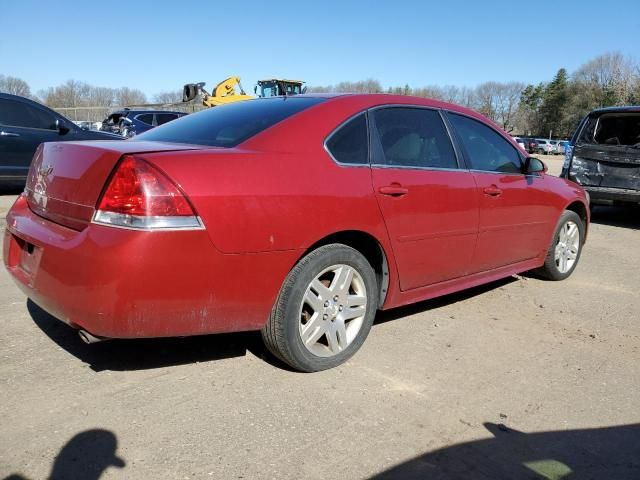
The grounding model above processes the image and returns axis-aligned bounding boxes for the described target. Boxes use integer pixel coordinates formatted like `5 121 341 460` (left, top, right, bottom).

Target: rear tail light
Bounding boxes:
93 155 202 230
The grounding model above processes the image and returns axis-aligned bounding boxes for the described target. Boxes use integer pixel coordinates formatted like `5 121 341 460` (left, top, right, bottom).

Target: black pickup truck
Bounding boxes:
562 106 640 207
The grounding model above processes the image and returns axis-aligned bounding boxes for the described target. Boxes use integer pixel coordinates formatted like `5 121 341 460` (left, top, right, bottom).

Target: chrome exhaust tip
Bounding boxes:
78 329 107 344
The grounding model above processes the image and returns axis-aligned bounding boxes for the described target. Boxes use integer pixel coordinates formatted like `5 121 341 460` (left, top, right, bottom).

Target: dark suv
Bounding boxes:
562 106 640 207
100 109 186 137
0 93 121 186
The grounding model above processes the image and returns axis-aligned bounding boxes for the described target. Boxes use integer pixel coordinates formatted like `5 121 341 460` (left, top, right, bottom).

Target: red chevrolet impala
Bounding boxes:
3 94 589 371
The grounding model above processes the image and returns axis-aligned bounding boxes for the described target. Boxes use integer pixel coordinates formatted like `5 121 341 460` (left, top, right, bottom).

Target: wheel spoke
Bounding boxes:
311 279 331 302
342 304 366 321
335 320 348 351
347 295 367 308
303 289 323 312
325 326 340 353
560 253 568 272
300 313 326 346
330 265 354 295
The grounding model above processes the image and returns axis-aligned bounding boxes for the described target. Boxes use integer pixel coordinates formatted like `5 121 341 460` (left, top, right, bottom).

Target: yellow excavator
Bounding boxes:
182 77 306 108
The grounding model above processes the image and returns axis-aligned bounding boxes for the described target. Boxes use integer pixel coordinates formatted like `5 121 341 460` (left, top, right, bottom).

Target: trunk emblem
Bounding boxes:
33 164 53 209
38 164 53 177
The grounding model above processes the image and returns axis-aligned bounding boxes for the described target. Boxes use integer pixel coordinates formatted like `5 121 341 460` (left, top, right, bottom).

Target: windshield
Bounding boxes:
136 97 325 147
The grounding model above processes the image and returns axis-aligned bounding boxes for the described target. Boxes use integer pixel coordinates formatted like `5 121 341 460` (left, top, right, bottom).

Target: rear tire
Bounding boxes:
262 244 378 372
535 210 585 281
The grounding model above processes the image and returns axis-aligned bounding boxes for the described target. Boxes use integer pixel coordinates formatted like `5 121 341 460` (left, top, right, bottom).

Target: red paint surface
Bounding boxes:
4 94 589 339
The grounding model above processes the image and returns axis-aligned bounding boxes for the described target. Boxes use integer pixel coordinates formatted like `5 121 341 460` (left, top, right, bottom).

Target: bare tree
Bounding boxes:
573 52 637 107
115 87 147 107
153 90 183 104
0 74 32 97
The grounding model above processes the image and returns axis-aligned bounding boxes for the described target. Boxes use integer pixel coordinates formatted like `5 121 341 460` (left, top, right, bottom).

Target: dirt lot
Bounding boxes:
1 155 639 479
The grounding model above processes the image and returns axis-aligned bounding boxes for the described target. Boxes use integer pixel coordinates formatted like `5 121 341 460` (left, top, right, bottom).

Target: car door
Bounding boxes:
446 112 553 273
0 97 61 180
369 107 479 291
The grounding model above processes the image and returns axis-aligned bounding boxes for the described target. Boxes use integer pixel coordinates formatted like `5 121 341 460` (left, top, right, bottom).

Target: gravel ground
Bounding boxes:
1 155 639 479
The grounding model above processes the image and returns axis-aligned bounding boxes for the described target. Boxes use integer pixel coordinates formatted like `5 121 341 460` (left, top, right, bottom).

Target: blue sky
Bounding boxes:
1 0 638 96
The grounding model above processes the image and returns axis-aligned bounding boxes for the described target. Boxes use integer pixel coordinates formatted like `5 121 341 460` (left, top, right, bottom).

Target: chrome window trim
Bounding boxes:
370 164 468 173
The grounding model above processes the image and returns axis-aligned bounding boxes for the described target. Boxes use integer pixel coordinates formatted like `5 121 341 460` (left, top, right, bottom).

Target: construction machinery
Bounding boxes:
254 79 306 97
182 77 306 108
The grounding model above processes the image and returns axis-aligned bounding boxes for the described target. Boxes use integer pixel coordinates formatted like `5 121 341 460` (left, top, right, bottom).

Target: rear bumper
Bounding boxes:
582 186 640 204
3 195 300 338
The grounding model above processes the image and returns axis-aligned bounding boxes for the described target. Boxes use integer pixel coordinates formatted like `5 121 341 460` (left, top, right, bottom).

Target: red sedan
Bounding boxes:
3 94 589 372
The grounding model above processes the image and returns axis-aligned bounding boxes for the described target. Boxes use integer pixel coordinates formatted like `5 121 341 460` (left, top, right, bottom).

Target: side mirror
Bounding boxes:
56 119 70 135
302 86 308 94
525 157 547 174
254 85 258 95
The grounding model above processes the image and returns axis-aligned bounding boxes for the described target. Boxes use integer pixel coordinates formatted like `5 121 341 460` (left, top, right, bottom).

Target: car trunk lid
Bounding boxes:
25 141 203 230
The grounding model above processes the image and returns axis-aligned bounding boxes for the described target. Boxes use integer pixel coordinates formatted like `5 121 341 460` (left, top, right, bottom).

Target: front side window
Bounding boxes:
448 113 522 173
372 107 457 169
0 99 57 130
325 113 368 165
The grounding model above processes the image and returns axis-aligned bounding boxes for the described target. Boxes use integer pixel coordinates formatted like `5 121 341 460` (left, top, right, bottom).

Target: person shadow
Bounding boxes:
3 429 124 480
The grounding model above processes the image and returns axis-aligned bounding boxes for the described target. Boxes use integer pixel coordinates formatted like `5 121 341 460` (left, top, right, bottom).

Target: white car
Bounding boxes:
536 139 555 154
513 137 527 151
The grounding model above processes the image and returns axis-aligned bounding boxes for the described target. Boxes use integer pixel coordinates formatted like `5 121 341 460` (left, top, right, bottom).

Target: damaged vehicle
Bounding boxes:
562 106 640 207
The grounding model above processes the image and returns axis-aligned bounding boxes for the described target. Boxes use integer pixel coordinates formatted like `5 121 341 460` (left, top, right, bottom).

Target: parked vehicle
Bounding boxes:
519 137 538 154
100 109 186 137
562 106 640 207
535 139 555 154
0 93 122 186
556 140 570 155
3 94 589 372
513 137 527 150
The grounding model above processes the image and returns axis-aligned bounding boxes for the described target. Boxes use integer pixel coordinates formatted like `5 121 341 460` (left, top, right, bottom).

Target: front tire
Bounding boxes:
535 210 585 280
262 244 378 372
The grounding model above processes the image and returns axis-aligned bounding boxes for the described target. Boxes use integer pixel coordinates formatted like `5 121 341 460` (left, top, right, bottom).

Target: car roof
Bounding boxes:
298 93 500 126
588 105 640 115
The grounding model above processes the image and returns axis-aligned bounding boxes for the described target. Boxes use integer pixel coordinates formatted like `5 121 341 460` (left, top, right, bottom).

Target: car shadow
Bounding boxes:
27 278 520 373
590 205 640 230
26 300 293 372
370 422 640 479
374 277 516 326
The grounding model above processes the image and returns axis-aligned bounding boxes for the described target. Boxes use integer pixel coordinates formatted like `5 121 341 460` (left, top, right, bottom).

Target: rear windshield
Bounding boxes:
580 113 640 146
135 97 325 147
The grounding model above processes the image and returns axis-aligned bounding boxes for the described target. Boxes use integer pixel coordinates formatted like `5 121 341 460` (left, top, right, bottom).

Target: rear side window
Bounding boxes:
325 113 368 165
136 114 154 125
156 113 178 125
137 97 325 147
449 113 522 173
372 107 457 169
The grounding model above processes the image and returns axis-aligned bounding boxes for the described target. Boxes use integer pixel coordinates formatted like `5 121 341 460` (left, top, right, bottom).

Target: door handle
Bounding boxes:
379 185 408 197
483 186 502 197
0 131 20 137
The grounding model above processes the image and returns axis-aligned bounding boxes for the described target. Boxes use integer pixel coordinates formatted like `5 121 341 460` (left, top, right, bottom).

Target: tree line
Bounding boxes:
0 75 182 109
2 52 638 137
309 52 640 138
